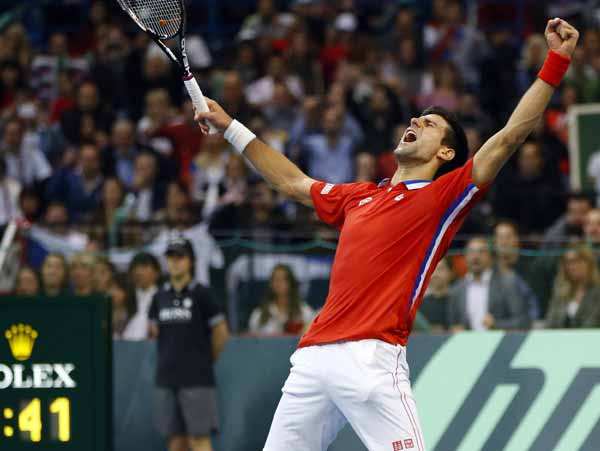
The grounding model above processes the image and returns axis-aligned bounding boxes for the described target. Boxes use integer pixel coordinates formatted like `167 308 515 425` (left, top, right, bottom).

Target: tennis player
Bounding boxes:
196 18 578 451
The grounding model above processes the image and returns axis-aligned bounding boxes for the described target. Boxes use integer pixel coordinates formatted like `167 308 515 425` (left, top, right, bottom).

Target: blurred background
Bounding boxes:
1 0 600 450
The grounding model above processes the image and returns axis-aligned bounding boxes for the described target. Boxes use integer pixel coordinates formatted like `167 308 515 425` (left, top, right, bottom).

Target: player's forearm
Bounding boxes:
243 138 313 204
503 78 555 147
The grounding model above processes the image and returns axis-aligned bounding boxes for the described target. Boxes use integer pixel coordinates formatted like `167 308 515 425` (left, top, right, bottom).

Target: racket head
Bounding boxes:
116 0 184 39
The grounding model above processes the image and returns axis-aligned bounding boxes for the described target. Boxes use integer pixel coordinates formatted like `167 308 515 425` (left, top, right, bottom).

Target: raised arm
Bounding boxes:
195 99 316 207
472 18 579 187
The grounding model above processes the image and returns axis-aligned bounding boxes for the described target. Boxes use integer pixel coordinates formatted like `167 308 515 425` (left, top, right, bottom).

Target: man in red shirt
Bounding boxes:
196 18 578 451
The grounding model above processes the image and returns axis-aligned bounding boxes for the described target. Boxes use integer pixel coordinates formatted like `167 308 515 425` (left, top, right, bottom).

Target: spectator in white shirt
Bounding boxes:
449 237 529 331
41 202 88 249
1 117 51 186
122 252 161 340
248 264 316 335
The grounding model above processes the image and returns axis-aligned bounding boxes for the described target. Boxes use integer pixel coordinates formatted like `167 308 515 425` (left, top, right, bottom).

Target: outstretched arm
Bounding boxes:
472 18 579 187
195 99 316 207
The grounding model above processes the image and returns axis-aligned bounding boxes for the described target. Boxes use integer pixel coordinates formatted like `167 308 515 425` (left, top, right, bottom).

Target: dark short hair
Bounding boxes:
421 106 468 178
129 252 161 273
567 190 594 206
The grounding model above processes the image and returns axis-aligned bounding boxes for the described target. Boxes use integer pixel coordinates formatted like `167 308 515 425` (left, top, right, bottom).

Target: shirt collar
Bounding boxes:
466 268 493 284
164 280 196 293
377 178 432 190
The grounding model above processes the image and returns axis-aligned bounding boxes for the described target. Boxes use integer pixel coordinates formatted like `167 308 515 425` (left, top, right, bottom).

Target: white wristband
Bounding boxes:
224 119 256 154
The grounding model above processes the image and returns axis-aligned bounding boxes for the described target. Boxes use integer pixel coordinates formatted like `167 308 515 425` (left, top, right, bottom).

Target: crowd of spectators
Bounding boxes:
3 0 600 334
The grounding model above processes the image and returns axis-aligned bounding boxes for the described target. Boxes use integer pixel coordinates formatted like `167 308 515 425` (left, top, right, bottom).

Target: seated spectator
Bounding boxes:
60 81 113 146
197 153 248 220
262 82 299 137
105 118 141 189
298 105 358 184
0 158 21 225
109 278 132 338
210 180 292 242
13 266 41 296
542 192 592 248
584 208 600 247
418 62 461 113
449 237 530 331
246 55 303 107
546 244 600 328
190 134 229 205
122 252 161 340
217 71 260 125
88 177 129 248
420 257 454 332
494 220 541 321
130 152 166 222
18 187 42 223
1 117 51 187
40 252 69 297
355 152 377 183
46 143 105 220
93 255 118 296
248 264 316 335
41 202 88 248
70 252 96 297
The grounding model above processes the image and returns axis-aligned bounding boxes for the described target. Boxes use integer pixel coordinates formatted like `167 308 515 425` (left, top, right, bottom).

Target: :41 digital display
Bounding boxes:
3 398 70 442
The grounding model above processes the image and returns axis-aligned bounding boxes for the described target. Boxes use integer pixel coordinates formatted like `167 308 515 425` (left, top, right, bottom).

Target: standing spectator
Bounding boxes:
298 106 358 184
0 158 21 225
70 252 96 297
40 252 69 297
122 252 161 340
494 220 541 321
546 244 600 328
1 117 51 187
449 237 530 331
248 264 316 335
46 143 105 220
542 192 593 248
420 257 454 332
149 237 230 451
13 266 41 296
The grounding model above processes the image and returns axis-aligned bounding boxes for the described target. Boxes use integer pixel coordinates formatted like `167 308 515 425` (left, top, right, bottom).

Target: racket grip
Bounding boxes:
183 76 218 135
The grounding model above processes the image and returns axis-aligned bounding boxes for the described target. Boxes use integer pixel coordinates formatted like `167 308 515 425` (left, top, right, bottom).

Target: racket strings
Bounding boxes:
124 0 182 38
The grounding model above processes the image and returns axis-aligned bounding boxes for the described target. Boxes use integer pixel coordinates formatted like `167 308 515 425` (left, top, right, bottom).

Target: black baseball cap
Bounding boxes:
165 237 194 259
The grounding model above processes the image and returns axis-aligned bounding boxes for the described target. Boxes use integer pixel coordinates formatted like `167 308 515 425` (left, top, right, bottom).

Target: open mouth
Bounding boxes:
402 129 417 143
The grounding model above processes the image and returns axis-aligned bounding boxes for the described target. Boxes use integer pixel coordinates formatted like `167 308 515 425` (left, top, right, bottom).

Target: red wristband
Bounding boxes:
537 50 571 87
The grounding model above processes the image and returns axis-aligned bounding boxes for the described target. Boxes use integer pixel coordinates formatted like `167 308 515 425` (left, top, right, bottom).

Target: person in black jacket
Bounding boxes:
149 237 230 451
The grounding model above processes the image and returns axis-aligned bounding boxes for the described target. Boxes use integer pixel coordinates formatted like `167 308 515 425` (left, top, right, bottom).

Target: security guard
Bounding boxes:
149 236 230 451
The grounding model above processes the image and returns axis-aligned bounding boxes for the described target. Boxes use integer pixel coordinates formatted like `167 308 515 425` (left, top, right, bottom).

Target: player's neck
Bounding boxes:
390 164 435 187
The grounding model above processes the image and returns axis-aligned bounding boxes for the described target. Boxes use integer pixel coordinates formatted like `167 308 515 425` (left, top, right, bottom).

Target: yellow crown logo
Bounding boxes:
5 324 38 361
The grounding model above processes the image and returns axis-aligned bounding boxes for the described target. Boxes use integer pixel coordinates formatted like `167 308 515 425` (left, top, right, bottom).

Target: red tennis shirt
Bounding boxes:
298 158 490 348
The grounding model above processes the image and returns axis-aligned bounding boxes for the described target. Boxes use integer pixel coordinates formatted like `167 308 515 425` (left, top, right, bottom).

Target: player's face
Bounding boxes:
393 114 451 164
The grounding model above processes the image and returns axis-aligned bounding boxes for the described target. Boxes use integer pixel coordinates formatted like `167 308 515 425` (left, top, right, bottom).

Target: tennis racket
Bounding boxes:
116 0 216 133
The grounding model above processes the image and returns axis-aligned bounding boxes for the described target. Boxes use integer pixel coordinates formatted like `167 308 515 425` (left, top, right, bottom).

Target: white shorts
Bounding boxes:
264 339 426 451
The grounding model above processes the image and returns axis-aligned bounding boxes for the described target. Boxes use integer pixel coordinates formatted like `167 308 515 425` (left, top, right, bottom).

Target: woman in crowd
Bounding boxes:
546 244 600 328
93 255 134 336
41 252 69 297
70 251 96 297
420 256 454 332
13 265 41 296
248 264 316 335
